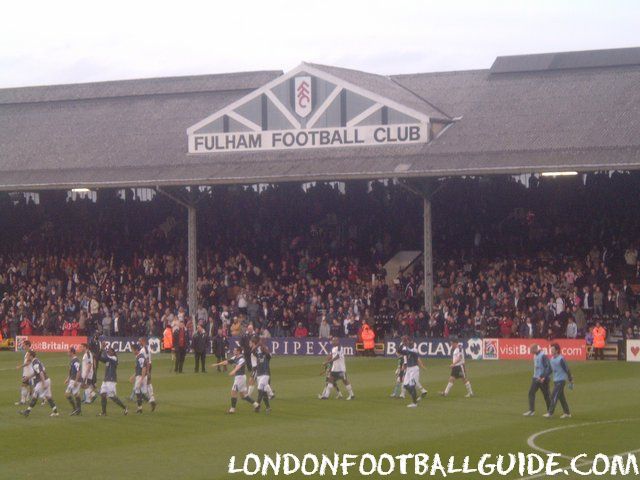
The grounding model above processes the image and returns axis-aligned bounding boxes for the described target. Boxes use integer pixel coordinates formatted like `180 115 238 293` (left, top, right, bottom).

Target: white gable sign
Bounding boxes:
187 64 430 154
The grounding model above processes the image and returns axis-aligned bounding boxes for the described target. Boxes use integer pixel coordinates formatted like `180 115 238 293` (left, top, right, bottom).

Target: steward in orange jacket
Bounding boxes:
592 322 607 360
360 323 376 356
163 326 174 352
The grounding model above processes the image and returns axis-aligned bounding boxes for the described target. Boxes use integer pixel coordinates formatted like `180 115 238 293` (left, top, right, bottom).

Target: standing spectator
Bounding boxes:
593 286 604 316
101 309 112 337
173 321 187 373
192 324 209 373
294 322 308 338
318 318 330 339
566 318 578 339
212 328 229 372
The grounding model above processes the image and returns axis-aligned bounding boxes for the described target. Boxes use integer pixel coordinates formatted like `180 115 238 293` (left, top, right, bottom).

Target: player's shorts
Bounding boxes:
134 375 147 394
257 374 270 390
33 378 52 399
81 376 94 388
81 368 94 383
22 366 34 381
232 375 247 393
100 381 117 398
451 365 467 379
330 371 347 382
403 366 420 387
65 380 81 396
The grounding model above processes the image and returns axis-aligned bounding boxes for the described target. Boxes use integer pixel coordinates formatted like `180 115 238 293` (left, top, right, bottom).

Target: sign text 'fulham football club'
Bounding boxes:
187 63 431 155
190 124 428 153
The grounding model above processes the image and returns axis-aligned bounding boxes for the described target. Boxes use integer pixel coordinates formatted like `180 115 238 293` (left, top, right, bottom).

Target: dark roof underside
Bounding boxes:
1 48 640 191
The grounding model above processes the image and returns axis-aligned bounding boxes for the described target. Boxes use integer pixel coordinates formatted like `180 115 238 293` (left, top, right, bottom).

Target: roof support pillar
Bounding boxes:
187 203 197 323
157 186 198 323
398 178 444 316
423 195 433 315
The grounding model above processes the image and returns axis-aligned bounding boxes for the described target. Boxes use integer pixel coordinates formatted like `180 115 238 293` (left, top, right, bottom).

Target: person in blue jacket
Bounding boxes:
544 343 573 419
523 344 552 416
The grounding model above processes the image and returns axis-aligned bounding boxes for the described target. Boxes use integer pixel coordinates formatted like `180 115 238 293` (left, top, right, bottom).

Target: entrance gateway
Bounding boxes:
187 63 435 154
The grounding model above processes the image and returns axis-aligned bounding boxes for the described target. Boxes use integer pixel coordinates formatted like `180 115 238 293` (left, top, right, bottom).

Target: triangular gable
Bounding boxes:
187 63 433 154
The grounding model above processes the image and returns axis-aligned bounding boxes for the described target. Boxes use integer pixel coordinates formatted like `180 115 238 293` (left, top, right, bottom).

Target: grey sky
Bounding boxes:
1 0 638 88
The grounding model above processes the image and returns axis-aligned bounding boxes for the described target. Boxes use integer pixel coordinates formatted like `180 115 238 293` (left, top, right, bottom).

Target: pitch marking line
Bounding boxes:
517 418 640 480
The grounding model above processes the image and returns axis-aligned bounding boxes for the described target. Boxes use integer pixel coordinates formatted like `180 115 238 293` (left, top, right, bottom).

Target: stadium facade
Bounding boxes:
2 46 640 316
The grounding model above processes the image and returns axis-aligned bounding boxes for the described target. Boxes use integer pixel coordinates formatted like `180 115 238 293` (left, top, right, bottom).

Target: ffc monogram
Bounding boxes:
295 76 312 118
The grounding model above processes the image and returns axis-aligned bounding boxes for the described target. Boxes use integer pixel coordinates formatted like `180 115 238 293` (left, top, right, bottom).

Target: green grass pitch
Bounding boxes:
0 352 638 479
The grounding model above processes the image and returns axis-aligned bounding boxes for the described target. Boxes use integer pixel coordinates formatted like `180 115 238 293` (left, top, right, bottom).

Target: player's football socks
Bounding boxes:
345 385 354 400
257 390 271 409
465 382 474 397
150 400 157 412
67 396 78 410
21 397 38 415
75 397 82 413
405 385 418 404
391 384 401 397
147 384 155 402
441 382 454 396
100 396 108 414
111 396 127 411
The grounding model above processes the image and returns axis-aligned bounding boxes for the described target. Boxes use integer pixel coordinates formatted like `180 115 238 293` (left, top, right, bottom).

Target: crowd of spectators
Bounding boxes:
1 172 640 343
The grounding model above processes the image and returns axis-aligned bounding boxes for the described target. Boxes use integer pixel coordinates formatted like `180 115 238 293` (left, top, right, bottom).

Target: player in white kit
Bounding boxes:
19 350 59 417
79 343 97 403
139 337 157 411
319 337 354 400
440 339 474 398
15 340 33 405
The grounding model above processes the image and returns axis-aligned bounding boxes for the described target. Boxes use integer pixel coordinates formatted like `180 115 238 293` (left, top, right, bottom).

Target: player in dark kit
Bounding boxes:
131 344 148 414
251 338 272 414
20 351 59 417
97 344 128 416
64 347 83 416
212 346 259 414
398 336 425 408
